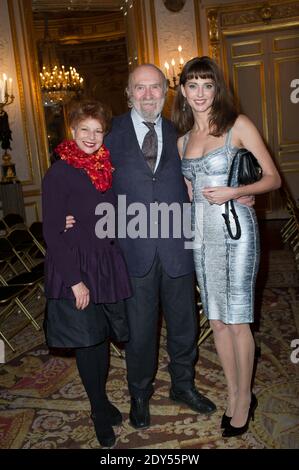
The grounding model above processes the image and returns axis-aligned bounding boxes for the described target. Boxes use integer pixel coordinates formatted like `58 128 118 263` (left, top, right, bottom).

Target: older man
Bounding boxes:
105 64 216 428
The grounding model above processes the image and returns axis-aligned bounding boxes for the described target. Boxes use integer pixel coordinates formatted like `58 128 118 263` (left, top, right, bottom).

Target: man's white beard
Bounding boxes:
132 98 165 121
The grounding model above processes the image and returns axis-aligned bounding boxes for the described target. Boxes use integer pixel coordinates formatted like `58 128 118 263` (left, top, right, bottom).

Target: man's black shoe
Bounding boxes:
169 387 216 414
129 397 150 429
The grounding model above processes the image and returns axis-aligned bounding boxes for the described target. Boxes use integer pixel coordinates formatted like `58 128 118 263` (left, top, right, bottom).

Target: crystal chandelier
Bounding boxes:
40 64 83 106
39 18 84 106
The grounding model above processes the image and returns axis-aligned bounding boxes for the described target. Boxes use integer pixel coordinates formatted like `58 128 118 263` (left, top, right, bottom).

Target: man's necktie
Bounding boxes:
142 121 158 172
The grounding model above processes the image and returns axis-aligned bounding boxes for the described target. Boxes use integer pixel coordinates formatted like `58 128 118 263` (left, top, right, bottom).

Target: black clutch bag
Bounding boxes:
222 148 262 240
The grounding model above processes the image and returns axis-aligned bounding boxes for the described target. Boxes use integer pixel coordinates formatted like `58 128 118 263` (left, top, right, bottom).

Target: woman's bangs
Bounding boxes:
185 68 214 82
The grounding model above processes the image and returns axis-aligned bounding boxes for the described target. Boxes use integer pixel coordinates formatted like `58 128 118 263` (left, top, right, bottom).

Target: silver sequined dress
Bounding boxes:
181 130 260 324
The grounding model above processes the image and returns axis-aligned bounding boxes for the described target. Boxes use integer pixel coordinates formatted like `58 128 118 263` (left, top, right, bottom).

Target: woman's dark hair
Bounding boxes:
51 99 112 163
172 56 238 136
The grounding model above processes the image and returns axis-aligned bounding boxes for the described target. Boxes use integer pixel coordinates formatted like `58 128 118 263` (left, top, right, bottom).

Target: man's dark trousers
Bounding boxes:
126 254 197 398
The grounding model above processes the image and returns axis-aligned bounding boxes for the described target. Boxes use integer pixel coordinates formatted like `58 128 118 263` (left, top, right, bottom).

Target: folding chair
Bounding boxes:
28 222 46 255
0 219 7 236
2 213 25 231
0 255 44 333
110 343 123 358
0 236 20 278
0 284 32 352
6 228 45 271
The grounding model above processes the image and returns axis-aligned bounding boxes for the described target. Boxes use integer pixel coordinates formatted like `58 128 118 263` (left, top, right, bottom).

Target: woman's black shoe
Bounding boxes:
91 414 116 448
220 413 232 429
107 402 122 426
222 394 258 438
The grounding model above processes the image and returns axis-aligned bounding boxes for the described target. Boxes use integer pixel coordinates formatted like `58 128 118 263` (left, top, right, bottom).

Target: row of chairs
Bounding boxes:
0 214 45 352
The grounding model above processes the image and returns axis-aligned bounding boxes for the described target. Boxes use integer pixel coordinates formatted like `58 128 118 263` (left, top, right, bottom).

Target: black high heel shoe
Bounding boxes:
91 413 116 448
222 394 258 438
220 413 232 429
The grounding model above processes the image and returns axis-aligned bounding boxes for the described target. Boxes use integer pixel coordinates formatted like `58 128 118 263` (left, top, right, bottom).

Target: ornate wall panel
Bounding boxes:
0 1 32 184
151 0 201 74
0 0 48 223
33 12 125 43
232 61 268 140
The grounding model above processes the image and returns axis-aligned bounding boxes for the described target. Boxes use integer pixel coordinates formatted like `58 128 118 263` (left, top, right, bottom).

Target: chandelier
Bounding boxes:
39 18 84 106
40 64 83 106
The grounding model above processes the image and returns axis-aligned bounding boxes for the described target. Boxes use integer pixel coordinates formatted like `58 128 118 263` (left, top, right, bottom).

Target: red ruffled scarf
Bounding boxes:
55 139 114 192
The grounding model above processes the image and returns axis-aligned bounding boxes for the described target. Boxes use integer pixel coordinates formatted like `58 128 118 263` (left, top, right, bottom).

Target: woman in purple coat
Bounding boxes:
42 100 131 448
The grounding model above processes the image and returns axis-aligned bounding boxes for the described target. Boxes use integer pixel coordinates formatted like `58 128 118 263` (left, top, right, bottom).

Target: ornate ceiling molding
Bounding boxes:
34 11 125 44
218 1 299 29
32 0 122 12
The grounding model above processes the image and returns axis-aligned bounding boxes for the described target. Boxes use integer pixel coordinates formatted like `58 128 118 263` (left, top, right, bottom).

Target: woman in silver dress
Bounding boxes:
172 57 281 437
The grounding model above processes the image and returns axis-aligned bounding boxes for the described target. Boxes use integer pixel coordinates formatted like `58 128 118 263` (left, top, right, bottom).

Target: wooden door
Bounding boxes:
225 28 299 218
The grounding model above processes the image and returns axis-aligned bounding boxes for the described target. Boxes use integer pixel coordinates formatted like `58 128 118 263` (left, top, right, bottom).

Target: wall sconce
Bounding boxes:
0 73 14 107
164 45 185 88
0 73 16 182
120 0 133 17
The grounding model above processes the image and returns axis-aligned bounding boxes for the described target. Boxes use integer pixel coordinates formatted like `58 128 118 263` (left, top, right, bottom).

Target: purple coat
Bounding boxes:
42 159 131 303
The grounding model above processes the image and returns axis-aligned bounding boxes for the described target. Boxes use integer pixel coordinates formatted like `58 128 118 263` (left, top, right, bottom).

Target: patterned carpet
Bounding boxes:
0 249 298 449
